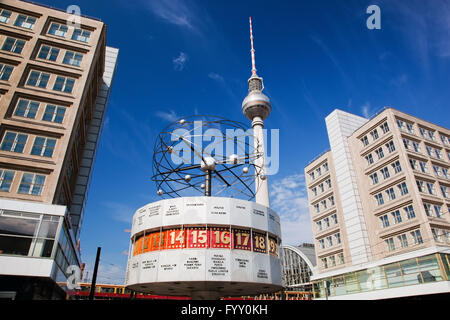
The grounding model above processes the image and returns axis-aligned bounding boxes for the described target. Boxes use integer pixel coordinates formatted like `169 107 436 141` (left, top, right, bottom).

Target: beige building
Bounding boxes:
0 0 118 299
305 107 450 299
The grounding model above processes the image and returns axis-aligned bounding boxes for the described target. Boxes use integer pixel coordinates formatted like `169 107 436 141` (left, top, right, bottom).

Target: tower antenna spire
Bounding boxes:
249 17 257 77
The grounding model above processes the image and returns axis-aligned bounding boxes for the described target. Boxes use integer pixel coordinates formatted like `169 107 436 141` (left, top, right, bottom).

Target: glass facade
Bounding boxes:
281 246 314 291
313 253 449 298
0 209 80 281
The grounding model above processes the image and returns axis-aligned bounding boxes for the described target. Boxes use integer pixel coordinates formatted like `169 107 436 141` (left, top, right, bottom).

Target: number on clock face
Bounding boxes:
210 227 231 248
165 229 186 249
187 227 209 248
268 236 278 256
233 229 251 251
253 232 267 253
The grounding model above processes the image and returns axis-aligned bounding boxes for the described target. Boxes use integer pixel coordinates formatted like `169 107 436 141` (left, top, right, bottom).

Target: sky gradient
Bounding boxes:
32 0 450 283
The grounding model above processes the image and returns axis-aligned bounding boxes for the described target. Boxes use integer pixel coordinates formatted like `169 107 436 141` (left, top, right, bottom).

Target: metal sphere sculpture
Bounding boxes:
152 115 264 200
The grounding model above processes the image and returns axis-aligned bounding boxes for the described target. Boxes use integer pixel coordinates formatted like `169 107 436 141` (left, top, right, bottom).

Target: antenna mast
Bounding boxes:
249 17 257 77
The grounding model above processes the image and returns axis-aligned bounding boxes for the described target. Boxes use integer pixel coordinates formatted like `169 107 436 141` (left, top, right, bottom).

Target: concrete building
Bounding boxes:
305 107 450 299
0 0 118 299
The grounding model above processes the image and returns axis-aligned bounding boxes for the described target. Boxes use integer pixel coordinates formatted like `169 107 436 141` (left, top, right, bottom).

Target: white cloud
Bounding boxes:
155 109 178 122
208 72 224 82
173 52 188 71
146 0 195 30
270 173 314 246
102 201 135 224
361 102 371 118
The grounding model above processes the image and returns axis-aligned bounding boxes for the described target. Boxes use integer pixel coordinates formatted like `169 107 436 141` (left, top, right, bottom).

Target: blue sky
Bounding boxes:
35 0 450 283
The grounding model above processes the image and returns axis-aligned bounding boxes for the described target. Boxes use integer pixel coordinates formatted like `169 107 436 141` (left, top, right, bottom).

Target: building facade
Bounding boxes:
305 108 450 299
0 0 118 299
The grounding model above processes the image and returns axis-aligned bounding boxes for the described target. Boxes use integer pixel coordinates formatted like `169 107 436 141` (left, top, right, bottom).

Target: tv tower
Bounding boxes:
242 17 272 207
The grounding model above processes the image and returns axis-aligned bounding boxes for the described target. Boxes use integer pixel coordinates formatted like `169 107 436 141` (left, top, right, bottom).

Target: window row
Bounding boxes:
423 202 445 219
431 228 450 244
385 229 423 253
311 178 332 198
360 121 390 147
0 168 46 196
364 140 396 166
308 162 329 181
416 179 440 197
0 8 91 43
397 118 450 147
425 145 445 161
0 131 57 158
374 182 409 206
13 98 67 124
369 160 402 185
321 252 345 270
312 195 335 214
26 70 75 94
318 232 341 250
379 204 416 228
315 213 338 232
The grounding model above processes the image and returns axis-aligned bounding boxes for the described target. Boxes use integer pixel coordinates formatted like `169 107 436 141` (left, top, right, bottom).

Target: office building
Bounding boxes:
0 0 118 299
305 108 450 299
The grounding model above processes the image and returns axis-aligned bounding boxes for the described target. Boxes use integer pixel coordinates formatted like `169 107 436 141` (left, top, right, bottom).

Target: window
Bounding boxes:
329 196 335 206
321 258 328 269
316 221 322 231
325 179 331 188
26 71 50 88
48 22 68 37
397 182 408 196
370 172 379 185
316 167 322 177
433 165 441 177
329 255 336 267
375 147 384 160
380 122 390 134
386 141 395 153
426 146 433 157
380 215 389 228
410 230 423 245
424 203 433 216
334 233 341 244
426 182 435 195
365 153 374 165
428 130 436 141
397 234 408 248
370 129 379 140
331 213 338 224
380 167 390 179
338 253 345 264
412 141 421 152
37 45 60 62
391 210 402 224
321 199 327 210
42 104 66 123
14 99 39 119
0 63 13 81
14 14 36 29
409 159 418 170
63 51 83 67
419 161 427 173
0 132 27 153
324 217 330 228
404 205 416 219
433 205 442 218
313 203 319 213
434 148 442 159
326 236 333 247
385 187 396 201
440 135 449 146
416 180 425 193
72 28 91 42
0 9 12 24
309 172 315 181
18 173 45 195
391 160 402 174
396 119 405 130
403 138 411 150
53 76 75 93
0 169 15 192
30 136 56 157
361 136 369 146
319 239 325 249
385 238 395 252
318 183 324 193
406 123 414 134
311 187 317 197
375 193 384 206
442 168 448 179
323 163 329 172
441 185 449 198
419 127 427 138
1 37 25 54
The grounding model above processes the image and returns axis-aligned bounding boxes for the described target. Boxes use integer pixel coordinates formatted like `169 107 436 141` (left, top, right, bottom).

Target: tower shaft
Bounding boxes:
252 117 270 207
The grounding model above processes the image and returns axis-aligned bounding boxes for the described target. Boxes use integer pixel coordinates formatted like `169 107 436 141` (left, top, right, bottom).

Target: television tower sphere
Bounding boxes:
242 84 272 121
